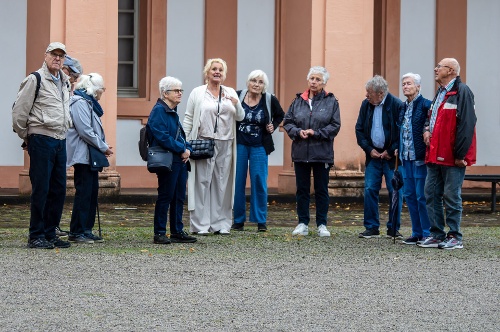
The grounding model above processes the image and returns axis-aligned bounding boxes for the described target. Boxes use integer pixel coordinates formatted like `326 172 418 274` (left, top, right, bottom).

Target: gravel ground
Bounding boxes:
0 224 499 331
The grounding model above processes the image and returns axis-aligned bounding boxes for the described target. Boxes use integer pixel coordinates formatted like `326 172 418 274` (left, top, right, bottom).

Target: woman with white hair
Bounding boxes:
399 72 432 245
146 76 196 245
66 73 113 243
283 66 341 237
183 58 245 235
232 70 284 232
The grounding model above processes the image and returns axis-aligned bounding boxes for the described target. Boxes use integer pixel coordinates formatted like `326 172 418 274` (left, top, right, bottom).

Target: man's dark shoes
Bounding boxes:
68 234 94 244
154 234 171 244
28 238 54 249
170 231 197 243
55 226 68 237
257 223 267 232
48 237 71 248
386 230 403 239
358 229 380 238
231 223 244 231
402 236 420 245
85 233 105 243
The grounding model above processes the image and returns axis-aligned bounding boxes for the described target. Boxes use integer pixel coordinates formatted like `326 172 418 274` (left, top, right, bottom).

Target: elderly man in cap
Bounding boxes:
12 42 73 249
62 55 82 94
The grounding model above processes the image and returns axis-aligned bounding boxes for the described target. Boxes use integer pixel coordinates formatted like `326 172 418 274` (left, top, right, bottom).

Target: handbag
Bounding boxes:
147 127 180 173
189 139 215 160
88 109 109 172
189 86 220 160
147 146 174 173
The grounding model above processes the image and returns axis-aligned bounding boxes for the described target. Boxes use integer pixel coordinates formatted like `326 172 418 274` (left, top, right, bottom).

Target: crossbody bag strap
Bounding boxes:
213 85 222 134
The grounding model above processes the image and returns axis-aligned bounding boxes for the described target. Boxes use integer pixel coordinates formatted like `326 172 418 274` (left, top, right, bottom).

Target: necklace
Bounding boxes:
245 93 261 110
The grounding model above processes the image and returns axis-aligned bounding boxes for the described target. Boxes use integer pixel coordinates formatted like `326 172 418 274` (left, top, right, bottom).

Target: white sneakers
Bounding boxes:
317 224 331 237
292 223 331 237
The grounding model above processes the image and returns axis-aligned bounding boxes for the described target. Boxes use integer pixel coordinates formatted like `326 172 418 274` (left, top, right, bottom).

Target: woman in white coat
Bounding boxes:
183 58 245 235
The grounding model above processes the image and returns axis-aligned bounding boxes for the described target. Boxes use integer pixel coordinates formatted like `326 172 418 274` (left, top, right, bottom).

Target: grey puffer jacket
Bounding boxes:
283 89 341 163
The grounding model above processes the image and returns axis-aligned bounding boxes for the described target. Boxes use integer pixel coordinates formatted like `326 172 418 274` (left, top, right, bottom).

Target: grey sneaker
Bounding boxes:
292 223 309 236
416 236 430 245
417 236 442 248
55 226 68 237
438 236 463 250
68 234 94 244
358 229 380 239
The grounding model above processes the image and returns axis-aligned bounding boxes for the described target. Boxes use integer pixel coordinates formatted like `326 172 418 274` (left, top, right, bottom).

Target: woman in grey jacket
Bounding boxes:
283 66 341 237
66 73 113 243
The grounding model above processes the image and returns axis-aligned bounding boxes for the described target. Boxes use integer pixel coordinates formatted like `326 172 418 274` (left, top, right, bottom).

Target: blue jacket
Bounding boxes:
146 98 191 163
355 93 403 168
398 94 431 161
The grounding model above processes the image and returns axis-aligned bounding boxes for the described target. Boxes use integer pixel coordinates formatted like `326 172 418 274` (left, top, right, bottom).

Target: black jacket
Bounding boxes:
355 93 403 168
399 94 431 161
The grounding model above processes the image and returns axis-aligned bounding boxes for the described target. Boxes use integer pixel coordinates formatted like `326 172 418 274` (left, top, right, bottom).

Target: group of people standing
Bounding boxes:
13 42 112 248
356 58 476 250
12 42 476 251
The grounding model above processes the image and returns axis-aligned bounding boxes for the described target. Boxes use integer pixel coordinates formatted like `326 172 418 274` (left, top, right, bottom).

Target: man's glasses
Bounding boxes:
50 51 65 59
167 89 184 94
435 64 452 70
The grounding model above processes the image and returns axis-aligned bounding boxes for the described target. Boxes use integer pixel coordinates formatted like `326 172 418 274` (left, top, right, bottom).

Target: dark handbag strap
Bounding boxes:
213 86 222 134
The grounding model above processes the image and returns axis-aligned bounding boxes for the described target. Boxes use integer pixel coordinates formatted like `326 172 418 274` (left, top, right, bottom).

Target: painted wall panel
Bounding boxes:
0 0 27 166
399 0 435 99
166 0 205 123
467 0 500 165
116 119 145 166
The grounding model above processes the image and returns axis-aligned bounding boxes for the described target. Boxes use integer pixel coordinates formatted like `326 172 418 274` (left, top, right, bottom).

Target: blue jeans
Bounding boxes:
401 160 430 238
363 159 402 231
70 164 99 236
234 144 268 224
27 134 67 239
424 163 465 240
154 160 188 235
294 162 330 226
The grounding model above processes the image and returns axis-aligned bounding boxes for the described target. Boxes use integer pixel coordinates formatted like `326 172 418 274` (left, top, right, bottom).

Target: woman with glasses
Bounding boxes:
231 70 284 232
66 73 113 243
283 66 341 237
183 58 245 235
146 77 197 244
62 55 82 95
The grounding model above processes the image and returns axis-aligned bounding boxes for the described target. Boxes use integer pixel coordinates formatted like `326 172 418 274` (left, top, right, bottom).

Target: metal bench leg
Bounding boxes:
493 182 497 213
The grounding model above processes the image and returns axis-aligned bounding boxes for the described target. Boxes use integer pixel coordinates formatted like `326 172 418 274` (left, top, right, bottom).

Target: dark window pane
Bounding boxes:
118 64 133 87
118 13 134 35
118 38 134 62
118 0 134 10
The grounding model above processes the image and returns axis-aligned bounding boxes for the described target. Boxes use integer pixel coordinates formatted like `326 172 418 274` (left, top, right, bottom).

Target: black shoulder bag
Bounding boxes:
189 87 220 160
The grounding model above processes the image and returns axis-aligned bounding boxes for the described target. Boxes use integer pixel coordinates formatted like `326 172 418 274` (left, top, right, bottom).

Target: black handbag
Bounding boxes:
189 139 215 160
189 86 220 160
88 145 109 172
147 146 174 173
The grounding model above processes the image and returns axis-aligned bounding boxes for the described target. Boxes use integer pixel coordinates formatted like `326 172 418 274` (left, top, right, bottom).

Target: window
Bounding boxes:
118 0 139 97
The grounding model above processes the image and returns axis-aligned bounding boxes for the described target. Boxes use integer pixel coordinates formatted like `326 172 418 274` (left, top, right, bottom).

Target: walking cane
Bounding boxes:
97 201 102 238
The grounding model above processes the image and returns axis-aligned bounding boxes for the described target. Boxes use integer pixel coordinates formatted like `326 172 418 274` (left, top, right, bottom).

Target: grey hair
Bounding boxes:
247 69 269 93
307 66 330 84
365 75 389 96
75 73 104 98
401 72 421 86
449 58 460 75
159 76 182 97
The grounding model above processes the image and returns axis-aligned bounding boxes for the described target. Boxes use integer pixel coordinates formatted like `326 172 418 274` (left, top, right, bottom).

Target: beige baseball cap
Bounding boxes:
46 42 66 54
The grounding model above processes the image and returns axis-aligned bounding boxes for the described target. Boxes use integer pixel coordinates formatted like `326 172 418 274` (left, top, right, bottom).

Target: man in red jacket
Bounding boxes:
418 58 476 250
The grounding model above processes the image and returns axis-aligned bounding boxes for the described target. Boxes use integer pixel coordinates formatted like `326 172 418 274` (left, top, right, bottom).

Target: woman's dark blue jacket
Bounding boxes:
146 98 191 163
398 94 431 161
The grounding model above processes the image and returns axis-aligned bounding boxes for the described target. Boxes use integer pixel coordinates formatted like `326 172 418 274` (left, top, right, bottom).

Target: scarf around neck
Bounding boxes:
74 89 104 117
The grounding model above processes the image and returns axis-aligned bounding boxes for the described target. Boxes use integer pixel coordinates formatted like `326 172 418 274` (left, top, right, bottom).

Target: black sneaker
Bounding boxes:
231 223 244 231
153 234 171 244
257 223 267 232
358 229 380 238
402 236 420 245
386 230 403 239
28 238 55 249
85 233 104 243
55 226 68 237
68 234 94 244
170 231 197 243
48 237 71 248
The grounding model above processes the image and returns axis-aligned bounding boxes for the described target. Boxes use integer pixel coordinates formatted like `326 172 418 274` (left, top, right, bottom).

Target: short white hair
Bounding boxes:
307 66 330 84
159 76 182 97
401 72 421 86
246 69 269 93
75 73 104 98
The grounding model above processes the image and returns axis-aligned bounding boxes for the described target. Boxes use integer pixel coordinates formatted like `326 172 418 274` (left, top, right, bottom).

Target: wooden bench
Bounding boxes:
464 174 500 212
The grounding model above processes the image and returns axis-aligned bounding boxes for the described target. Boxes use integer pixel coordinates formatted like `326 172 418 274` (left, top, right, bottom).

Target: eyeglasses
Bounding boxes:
435 64 452 70
166 89 184 94
49 51 65 59
249 78 265 86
